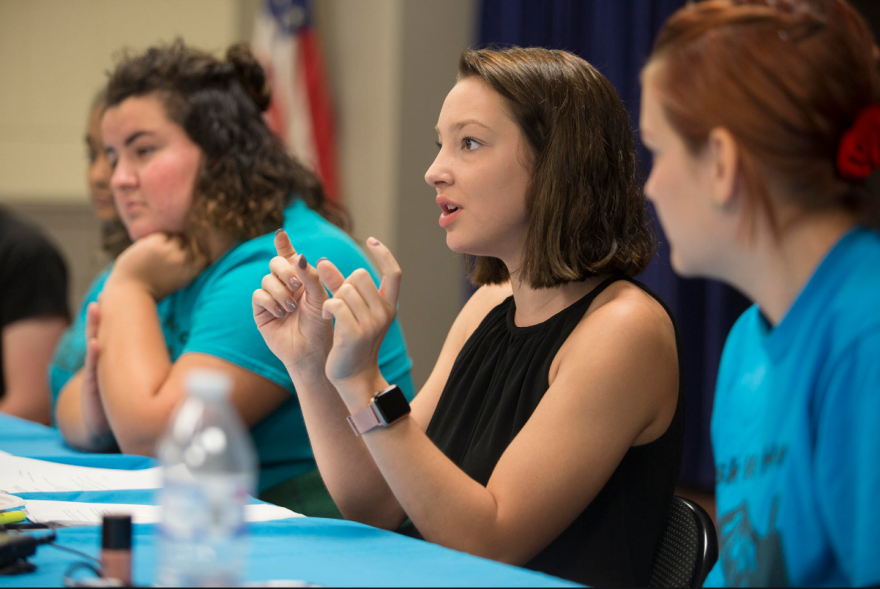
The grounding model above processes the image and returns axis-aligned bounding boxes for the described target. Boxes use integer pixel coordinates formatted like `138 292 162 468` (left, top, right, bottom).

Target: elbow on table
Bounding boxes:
106 414 162 457
114 426 163 457
110 397 179 457
420 524 532 568
337 499 406 532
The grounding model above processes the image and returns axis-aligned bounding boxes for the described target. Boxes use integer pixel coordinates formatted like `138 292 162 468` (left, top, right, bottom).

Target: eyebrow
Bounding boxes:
435 119 492 134
123 130 156 147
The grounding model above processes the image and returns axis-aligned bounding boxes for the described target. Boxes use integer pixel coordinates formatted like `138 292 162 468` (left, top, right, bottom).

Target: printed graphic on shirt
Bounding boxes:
718 498 789 587
715 444 787 487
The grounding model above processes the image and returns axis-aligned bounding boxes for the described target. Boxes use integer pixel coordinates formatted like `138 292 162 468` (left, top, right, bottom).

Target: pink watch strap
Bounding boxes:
347 403 382 436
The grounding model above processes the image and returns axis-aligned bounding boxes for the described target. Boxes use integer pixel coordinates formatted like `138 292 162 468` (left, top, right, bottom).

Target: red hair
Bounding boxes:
646 0 880 231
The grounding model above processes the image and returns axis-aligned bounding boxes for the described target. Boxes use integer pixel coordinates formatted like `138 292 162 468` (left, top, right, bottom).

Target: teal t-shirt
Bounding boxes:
705 228 880 587
49 198 414 492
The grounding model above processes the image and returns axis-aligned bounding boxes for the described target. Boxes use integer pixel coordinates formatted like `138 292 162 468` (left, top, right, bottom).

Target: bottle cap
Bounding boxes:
101 514 132 550
185 369 232 401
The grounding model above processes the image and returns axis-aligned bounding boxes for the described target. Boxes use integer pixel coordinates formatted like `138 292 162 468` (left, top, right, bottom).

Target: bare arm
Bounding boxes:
321 243 680 564
253 230 511 527
291 285 507 527
56 234 290 455
0 316 67 425
98 298 289 456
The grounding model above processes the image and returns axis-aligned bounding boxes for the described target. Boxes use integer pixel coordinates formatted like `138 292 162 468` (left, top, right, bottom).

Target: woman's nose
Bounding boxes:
110 158 137 192
425 151 453 188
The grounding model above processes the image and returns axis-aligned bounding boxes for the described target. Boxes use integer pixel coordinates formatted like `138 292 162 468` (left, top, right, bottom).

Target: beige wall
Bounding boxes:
314 0 403 251
0 0 475 390
0 0 243 203
394 0 476 389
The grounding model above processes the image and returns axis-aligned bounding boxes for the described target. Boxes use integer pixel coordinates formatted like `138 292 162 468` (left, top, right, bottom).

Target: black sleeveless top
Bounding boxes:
424 277 685 587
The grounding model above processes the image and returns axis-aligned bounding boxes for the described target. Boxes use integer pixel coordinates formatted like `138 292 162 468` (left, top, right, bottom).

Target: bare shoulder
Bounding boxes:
552 280 677 402
586 280 674 341
551 279 679 444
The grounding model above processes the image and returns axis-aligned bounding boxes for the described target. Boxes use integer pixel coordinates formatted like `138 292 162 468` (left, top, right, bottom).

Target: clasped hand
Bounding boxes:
252 231 401 405
81 298 112 442
78 233 202 444
109 233 203 301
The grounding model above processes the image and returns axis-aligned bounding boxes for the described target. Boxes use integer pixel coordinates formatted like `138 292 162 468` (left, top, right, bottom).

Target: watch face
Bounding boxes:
374 386 411 424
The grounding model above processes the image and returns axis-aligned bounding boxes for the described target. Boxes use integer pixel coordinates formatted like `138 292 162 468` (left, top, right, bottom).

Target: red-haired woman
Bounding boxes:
640 0 880 586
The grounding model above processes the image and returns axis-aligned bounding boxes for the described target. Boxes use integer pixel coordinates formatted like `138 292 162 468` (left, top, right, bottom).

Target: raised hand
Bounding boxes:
320 238 401 395
252 229 340 374
81 299 112 440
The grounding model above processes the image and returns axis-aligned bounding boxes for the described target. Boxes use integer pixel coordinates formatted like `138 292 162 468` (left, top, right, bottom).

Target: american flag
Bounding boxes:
252 0 340 202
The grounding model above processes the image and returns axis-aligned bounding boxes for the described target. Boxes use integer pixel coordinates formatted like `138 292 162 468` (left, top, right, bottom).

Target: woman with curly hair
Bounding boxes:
640 0 880 585
52 41 413 514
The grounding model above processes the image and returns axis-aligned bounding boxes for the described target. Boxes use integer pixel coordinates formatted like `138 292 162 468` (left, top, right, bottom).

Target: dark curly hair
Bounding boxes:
104 39 348 262
459 47 657 288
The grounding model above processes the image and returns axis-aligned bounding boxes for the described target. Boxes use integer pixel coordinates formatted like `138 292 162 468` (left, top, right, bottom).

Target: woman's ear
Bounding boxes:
706 127 741 211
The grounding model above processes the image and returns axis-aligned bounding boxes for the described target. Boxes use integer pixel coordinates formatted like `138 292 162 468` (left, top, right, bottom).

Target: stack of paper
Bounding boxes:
0 454 303 527
0 454 162 493
24 500 302 526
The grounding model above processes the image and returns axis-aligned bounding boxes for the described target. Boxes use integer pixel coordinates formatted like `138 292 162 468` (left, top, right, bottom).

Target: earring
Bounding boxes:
710 197 730 212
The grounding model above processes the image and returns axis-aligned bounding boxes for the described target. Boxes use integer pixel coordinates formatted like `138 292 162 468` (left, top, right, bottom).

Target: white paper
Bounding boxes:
0 492 26 511
24 500 302 526
0 454 162 493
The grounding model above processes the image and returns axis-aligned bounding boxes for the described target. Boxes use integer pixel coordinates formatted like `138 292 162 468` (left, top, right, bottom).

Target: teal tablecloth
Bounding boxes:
0 414 578 587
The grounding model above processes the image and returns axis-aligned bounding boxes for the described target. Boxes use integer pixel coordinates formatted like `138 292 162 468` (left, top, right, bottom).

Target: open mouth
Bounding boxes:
436 197 462 228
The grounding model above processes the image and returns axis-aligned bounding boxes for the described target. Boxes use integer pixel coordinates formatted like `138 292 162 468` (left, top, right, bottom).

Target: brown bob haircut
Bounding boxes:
458 47 657 289
104 40 347 263
645 0 880 233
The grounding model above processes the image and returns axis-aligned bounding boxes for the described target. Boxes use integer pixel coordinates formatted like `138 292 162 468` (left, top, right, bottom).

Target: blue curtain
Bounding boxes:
477 0 752 491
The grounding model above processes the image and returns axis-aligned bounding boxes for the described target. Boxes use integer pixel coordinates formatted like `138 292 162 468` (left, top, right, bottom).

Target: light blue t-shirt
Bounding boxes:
705 227 880 587
49 198 414 492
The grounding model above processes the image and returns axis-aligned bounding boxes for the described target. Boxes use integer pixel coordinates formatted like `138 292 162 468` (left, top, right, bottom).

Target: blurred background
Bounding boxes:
2 0 878 513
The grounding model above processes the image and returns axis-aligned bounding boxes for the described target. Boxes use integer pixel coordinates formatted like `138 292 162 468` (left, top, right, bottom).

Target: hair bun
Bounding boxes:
227 43 272 112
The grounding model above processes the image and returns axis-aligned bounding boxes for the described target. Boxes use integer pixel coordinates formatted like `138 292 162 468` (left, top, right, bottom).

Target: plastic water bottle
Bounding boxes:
156 369 257 587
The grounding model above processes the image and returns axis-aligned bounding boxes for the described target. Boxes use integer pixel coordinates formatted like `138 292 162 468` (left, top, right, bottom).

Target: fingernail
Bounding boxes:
288 276 302 290
274 304 286 317
275 228 284 236
285 298 297 312
298 254 307 269
368 237 380 246
316 257 328 265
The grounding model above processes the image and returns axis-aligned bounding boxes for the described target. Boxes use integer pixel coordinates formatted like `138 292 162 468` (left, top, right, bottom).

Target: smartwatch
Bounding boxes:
346 384 411 436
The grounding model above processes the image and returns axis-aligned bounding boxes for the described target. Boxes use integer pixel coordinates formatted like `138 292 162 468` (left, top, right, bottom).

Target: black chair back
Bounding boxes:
649 495 719 588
